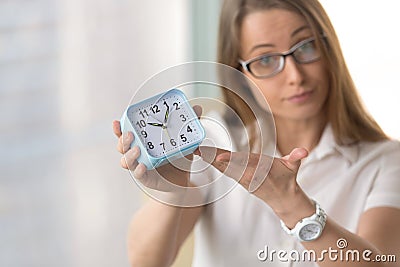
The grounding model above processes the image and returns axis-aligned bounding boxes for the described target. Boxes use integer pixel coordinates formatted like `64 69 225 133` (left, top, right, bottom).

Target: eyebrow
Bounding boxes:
248 25 310 54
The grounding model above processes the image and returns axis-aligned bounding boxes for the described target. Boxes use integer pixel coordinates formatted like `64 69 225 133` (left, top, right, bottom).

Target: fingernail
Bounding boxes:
216 155 229 162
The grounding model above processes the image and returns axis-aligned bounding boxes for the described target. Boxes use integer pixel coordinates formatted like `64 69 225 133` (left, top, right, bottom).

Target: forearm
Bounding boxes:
302 219 387 267
277 190 390 267
128 190 203 267
128 200 185 267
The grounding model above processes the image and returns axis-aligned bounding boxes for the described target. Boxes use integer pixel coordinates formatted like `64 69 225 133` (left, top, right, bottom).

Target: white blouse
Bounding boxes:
190 116 400 267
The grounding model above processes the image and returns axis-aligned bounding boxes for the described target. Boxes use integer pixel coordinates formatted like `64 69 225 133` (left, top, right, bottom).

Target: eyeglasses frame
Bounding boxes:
238 36 324 79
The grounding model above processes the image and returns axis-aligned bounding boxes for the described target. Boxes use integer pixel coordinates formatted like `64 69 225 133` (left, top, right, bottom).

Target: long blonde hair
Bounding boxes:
217 0 388 150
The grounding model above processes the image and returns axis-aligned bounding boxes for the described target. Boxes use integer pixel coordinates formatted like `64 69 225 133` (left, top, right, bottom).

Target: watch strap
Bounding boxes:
280 199 327 238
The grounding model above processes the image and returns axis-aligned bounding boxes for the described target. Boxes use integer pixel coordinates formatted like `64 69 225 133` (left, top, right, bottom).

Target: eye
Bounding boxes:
300 41 316 52
251 55 280 71
248 54 282 77
258 55 275 67
294 40 319 60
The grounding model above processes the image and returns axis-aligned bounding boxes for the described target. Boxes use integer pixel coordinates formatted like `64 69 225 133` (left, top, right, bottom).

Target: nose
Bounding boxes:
282 55 304 86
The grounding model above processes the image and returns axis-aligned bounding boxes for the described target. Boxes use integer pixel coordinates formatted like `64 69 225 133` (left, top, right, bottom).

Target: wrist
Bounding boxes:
274 191 315 229
152 182 205 207
280 199 327 242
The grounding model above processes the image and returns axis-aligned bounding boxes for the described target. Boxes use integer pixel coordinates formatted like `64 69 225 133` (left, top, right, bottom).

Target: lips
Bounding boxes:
286 90 314 103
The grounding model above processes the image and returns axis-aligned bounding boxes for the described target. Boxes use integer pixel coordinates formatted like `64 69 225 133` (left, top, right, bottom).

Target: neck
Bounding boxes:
275 114 327 156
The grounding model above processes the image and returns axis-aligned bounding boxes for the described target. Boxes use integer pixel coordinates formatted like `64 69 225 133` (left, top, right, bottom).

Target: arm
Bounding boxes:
202 147 400 267
127 197 203 267
357 207 400 266
278 192 400 267
113 120 203 267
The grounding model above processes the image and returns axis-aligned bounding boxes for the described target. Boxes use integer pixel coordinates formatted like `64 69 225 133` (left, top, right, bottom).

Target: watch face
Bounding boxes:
298 222 322 241
126 89 205 158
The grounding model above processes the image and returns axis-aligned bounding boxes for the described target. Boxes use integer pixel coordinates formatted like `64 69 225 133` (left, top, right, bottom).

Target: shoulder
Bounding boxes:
361 139 400 211
354 138 400 179
358 139 400 160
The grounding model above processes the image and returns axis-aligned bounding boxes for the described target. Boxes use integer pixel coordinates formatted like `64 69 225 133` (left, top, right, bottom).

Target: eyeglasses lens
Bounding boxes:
248 39 321 78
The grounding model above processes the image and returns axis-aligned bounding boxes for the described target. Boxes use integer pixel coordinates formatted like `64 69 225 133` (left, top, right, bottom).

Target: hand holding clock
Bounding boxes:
113 105 203 191
121 89 205 169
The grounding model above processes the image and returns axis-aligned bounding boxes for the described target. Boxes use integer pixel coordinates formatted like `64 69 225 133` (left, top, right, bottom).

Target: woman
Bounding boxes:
113 0 400 266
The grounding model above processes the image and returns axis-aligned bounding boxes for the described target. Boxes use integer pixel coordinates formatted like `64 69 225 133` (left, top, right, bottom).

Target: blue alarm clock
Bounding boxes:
120 89 206 169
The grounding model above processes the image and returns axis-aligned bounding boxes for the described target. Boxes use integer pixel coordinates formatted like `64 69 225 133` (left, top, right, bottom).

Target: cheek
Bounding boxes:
256 86 283 116
245 74 280 112
313 65 330 102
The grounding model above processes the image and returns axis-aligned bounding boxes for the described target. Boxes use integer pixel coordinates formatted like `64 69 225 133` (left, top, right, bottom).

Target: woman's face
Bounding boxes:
239 9 329 122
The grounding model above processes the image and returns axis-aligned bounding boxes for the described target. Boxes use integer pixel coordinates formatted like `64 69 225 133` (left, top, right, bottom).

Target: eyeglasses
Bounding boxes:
238 36 322 79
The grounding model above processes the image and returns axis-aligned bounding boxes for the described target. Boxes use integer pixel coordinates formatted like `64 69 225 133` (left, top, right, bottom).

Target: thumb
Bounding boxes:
192 105 202 119
282 147 308 170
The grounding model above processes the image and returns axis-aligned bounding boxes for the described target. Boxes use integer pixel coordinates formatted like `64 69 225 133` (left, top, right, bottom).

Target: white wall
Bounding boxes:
320 0 400 139
0 1 190 266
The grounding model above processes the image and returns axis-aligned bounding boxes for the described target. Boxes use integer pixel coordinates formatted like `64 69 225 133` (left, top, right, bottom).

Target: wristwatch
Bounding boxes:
280 199 327 242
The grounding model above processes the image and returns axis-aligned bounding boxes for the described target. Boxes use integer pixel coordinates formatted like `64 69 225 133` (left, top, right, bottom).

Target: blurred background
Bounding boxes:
0 1 398 267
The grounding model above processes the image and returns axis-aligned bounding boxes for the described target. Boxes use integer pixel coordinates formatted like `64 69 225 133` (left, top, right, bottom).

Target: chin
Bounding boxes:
275 106 324 122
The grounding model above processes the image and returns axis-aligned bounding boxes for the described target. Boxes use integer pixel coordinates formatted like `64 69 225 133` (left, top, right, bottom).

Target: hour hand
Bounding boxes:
147 122 163 127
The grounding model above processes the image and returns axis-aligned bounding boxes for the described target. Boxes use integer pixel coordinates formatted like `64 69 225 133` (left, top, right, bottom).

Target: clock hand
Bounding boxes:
148 113 162 123
163 127 172 143
163 101 170 124
147 122 164 127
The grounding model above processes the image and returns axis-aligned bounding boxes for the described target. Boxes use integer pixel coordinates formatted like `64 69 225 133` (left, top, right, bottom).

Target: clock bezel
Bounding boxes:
126 89 205 161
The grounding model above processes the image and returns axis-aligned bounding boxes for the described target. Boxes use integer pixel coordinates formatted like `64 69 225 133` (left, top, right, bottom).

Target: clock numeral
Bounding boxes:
139 109 148 118
173 102 180 110
147 142 154 150
180 114 186 122
136 120 146 128
170 139 177 146
151 105 160 114
180 134 187 142
140 130 147 138
187 125 193 133
160 142 165 150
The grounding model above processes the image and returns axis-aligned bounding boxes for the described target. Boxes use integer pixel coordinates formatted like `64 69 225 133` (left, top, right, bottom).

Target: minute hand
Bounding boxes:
164 101 169 124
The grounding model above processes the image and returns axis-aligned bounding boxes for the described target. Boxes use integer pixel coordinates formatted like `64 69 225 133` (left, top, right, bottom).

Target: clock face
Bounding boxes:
127 89 205 158
298 223 322 241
